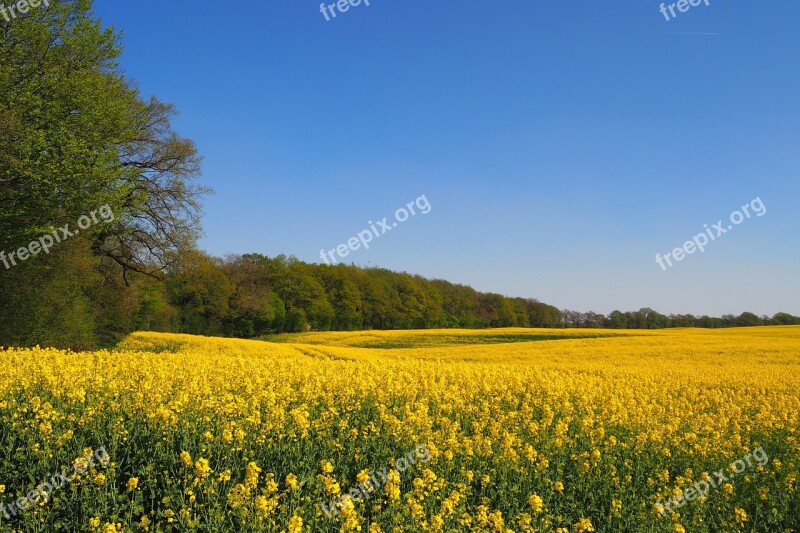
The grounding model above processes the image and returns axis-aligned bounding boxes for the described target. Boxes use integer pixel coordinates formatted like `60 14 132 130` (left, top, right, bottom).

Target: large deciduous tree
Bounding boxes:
0 0 207 347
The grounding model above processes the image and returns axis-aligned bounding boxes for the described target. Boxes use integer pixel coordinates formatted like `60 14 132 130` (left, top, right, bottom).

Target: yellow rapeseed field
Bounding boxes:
0 327 798 532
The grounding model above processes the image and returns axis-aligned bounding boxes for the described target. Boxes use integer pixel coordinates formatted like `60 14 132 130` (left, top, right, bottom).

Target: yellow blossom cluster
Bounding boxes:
0 326 798 531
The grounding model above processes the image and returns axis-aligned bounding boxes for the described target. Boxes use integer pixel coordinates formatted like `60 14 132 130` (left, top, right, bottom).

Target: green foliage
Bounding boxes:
0 239 99 350
160 254 564 337
0 0 206 349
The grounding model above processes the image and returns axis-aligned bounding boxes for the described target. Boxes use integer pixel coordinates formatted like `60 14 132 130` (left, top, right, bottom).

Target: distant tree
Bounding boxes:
431 280 482 328
583 312 605 328
645 309 669 329
413 276 445 328
625 310 645 329
669 314 696 328
357 269 401 329
222 255 285 336
561 310 582 328
605 310 629 329
736 312 763 327
772 312 800 325
281 262 334 331
525 300 561 328
285 308 308 333
166 250 232 335
318 266 364 330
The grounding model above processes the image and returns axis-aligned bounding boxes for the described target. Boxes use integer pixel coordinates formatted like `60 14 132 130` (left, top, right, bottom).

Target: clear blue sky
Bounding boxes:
93 0 800 316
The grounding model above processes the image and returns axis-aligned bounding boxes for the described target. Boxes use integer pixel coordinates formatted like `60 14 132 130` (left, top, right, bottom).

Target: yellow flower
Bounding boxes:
254 495 278 517
194 458 213 479
245 462 261 490
180 451 192 466
356 469 371 484
3 323 800 533
227 483 248 508
323 476 341 496
288 515 303 533
74 457 90 474
94 473 106 486
528 493 544 512
384 469 401 500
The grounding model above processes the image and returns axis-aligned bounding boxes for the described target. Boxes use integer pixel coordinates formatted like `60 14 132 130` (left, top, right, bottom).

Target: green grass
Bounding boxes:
347 333 622 349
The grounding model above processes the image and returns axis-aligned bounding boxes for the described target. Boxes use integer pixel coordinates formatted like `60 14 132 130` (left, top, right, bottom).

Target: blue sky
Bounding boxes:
92 0 800 316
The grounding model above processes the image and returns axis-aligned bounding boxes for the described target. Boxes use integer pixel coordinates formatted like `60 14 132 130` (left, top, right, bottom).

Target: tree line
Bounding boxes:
149 253 800 339
560 309 800 329
1 1 797 349
156 252 564 337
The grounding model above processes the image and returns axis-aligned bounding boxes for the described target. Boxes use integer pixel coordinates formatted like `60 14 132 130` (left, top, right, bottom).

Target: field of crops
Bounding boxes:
1 327 798 532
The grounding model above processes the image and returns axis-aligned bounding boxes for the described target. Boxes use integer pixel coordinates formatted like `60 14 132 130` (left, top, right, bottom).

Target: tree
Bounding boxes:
562 310 582 328
318 266 363 330
526 300 561 328
97 97 208 280
669 314 696 328
645 309 669 329
166 251 232 335
431 280 481 328
0 0 207 347
277 260 334 331
605 310 629 329
222 255 285 337
0 238 99 350
736 312 763 327
772 312 800 325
